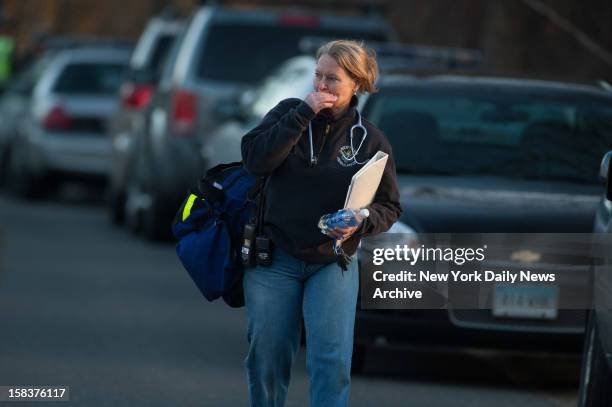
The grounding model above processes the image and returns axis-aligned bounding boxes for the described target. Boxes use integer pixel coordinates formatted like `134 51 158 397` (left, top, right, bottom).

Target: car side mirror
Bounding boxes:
600 151 612 201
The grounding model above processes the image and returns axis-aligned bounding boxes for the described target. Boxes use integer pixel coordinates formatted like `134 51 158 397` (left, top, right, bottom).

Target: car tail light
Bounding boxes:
42 106 72 131
278 14 319 27
121 83 154 110
171 89 197 136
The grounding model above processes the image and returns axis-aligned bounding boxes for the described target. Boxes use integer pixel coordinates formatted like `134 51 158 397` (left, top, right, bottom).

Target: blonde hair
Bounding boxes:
316 40 379 94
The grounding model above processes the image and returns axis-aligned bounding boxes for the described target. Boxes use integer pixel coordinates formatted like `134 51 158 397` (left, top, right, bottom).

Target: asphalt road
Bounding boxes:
0 186 580 406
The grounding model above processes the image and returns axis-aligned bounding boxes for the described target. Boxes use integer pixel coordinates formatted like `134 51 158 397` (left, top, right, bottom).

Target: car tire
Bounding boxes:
0 146 10 187
578 311 612 407
124 184 143 234
351 343 367 374
107 188 126 225
141 189 173 242
6 146 46 199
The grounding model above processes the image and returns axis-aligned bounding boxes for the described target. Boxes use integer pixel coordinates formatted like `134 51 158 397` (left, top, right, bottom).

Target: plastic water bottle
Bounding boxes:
318 208 370 235
318 208 370 271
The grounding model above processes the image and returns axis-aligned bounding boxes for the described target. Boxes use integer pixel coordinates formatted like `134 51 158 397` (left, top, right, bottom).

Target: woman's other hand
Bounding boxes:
304 91 338 114
324 226 359 243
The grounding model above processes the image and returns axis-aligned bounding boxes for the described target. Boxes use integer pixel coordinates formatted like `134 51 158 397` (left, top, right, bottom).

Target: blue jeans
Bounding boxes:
243 247 359 407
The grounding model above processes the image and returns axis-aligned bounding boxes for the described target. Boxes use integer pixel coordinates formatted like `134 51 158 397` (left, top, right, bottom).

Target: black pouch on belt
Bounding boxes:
256 236 273 266
241 176 268 267
240 221 257 267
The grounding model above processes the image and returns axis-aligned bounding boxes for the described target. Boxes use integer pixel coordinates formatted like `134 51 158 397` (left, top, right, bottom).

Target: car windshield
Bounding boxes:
196 23 386 84
365 85 612 184
53 62 126 95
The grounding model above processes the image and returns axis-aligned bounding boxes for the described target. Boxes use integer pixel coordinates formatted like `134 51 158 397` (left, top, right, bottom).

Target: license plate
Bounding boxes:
492 284 559 320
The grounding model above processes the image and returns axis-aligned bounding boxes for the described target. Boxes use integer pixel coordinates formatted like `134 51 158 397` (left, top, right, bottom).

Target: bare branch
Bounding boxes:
522 0 612 67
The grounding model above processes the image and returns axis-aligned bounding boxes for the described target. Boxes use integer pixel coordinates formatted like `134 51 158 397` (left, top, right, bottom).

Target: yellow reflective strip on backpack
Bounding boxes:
182 194 198 221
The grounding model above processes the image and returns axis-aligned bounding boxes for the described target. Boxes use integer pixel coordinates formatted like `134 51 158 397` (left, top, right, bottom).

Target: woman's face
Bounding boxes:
314 54 358 111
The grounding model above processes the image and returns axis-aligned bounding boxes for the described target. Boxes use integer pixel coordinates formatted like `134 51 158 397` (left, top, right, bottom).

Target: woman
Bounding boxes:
241 40 402 407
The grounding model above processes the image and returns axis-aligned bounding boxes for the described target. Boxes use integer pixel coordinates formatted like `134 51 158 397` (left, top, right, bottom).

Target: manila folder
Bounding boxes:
343 151 389 209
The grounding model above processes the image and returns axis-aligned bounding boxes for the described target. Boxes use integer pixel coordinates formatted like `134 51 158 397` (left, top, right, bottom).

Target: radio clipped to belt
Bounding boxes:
241 177 272 267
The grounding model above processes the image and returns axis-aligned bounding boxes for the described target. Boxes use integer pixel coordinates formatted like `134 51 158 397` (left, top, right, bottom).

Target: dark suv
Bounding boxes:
578 150 612 407
353 75 612 364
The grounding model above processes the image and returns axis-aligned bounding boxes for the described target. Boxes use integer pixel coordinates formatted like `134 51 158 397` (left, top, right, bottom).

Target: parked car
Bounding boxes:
5 45 130 198
578 150 612 406
0 53 54 185
351 75 612 367
107 15 183 224
126 5 394 240
201 55 317 168
0 40 131 186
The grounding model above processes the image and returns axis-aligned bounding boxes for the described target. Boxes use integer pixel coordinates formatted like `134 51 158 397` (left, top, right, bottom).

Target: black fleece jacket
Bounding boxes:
241 96 403 263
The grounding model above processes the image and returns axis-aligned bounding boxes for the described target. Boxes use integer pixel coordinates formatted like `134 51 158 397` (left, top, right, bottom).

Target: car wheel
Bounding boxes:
351 343 367 374
6 146 46 199
0 146 10 187
141 189 173 242
124 183 144 234
578 312 612 407
107 188 126 225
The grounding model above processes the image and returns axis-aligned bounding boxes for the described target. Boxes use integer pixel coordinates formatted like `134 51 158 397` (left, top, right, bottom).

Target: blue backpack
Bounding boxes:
171 162 263 308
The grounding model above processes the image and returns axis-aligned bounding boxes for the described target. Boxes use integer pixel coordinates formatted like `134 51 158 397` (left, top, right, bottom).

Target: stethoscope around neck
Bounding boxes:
307 110 368 167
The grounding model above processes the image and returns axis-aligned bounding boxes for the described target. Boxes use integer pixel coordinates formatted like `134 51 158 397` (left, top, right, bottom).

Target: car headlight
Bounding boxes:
387 220 417 235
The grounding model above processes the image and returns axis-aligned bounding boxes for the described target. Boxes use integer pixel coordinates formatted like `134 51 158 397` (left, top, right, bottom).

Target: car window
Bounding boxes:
148 34 176 78
196 22 386 84
52 62 126 95
248 62 314 119
365 87 612 183
159 23 190 86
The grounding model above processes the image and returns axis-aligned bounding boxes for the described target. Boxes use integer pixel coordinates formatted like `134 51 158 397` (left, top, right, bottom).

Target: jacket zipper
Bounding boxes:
318 124 330 158
303 123 330 163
